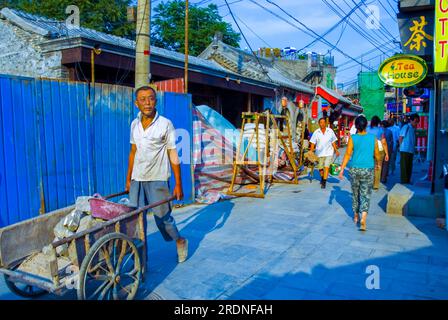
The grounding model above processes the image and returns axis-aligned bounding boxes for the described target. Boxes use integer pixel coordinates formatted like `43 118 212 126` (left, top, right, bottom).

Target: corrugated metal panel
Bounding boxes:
159 92 194 204
0 75 41 227
36 79 92 212
0 76 195 227
155 78 185 93
91 83 134 196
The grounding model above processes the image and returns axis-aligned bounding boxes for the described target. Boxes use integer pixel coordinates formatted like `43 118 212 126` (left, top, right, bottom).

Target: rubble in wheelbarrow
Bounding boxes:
40 196 105 259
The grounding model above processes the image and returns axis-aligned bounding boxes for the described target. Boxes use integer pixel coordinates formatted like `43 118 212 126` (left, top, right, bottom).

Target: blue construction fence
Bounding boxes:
0 74 194 227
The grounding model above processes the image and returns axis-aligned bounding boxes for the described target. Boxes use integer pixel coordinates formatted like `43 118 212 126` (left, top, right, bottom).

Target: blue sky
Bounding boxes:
153 0 402 89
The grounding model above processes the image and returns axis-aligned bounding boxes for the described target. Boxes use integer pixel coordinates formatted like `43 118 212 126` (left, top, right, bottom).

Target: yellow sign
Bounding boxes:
378 55 428 88
435 0 448 72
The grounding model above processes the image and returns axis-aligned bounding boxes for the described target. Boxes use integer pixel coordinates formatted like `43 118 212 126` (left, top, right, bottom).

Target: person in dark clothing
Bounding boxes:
399 113 420 184
380 120 394 183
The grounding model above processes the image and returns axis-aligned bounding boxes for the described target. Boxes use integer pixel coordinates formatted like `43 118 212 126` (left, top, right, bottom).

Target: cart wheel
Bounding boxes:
77 233 141 300
4 266 47 298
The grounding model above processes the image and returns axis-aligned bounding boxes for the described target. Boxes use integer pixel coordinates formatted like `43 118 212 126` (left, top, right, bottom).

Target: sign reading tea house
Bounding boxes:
378 55 428 88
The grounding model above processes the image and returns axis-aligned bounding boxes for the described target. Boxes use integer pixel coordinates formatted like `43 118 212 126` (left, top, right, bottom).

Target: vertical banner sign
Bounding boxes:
435 0 448 72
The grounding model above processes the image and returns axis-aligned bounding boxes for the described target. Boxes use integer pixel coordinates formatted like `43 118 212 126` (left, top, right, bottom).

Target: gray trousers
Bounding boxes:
128 180 180 242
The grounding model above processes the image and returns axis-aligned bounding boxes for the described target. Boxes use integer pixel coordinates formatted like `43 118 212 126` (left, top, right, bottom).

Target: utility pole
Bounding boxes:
135 0 151 89
185 0 189 93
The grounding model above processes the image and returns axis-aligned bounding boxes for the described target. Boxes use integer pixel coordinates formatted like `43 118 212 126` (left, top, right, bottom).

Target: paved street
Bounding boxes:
1 158 447 300
141 166 448 300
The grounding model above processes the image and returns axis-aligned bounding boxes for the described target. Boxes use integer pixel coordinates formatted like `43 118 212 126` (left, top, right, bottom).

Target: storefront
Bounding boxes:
314 85 363 147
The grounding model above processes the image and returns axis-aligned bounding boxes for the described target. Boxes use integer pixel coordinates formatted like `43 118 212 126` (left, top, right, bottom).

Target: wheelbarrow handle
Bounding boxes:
102 191 129 200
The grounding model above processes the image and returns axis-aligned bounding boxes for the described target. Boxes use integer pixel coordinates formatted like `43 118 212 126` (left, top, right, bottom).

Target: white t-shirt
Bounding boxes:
309 127 338 157
130 112 177 181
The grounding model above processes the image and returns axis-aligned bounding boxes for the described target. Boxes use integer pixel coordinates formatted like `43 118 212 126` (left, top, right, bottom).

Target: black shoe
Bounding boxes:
321 180 326 189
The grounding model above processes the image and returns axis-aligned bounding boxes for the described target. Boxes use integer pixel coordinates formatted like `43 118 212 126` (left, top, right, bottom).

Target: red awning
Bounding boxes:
315 85 352 106
315 85 363 116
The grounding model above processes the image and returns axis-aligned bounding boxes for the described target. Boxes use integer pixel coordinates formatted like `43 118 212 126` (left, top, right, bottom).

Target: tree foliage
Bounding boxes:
151 0 240 56
0 0 135 38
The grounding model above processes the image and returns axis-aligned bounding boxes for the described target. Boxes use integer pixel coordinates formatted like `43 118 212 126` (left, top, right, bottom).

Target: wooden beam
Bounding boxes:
61 47 275 96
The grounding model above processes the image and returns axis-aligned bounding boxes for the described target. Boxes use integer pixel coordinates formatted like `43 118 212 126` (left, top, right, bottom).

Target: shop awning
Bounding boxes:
315 85 352 105
315 85 363 116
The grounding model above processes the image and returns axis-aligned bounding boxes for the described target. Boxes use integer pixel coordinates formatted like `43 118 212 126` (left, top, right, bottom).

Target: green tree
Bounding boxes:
0 0 135 38
151 0 240 56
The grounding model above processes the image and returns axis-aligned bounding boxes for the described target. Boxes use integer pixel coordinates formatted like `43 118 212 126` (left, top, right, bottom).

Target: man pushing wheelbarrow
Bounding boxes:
126 86 188 264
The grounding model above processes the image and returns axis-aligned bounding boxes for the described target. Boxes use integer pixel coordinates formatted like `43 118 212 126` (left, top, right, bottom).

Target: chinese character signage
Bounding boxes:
378 54 428 87
398 12 434 56
435 0 448 73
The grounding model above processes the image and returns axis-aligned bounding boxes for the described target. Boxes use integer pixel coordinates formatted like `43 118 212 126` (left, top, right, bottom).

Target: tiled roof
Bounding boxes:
0 8 242 79
202 41 315 94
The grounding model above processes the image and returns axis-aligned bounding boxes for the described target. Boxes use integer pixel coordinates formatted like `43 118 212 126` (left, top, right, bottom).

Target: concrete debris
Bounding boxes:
63 209 83 232
77 215 102 233
75 196 93 213
54 218 75 240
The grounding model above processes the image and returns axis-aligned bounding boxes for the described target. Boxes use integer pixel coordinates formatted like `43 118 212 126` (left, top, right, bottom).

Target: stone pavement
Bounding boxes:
1 156 447 300
142 157 448 300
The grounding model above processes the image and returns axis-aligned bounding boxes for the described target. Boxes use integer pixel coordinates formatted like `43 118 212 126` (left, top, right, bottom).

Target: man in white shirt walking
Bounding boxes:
309 118 340 189
126 86 188 263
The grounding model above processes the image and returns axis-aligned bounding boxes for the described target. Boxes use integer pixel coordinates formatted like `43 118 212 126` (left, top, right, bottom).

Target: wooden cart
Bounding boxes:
0 192 174 300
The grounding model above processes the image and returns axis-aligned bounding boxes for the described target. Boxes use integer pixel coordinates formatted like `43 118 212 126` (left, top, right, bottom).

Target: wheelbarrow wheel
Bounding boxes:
77 233 141 300
4 265 47 298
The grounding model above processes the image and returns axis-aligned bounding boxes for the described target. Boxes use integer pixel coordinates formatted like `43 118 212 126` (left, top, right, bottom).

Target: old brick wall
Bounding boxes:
0 19 67 79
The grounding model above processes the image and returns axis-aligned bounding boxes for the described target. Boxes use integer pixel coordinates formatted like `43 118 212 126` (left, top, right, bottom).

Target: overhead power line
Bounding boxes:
223 0 274 83
336 39 396 68
357 0 398 40
298 1 363 52
377 0 397 21
235 14 273 48
323 0 396 53
249 0 374 71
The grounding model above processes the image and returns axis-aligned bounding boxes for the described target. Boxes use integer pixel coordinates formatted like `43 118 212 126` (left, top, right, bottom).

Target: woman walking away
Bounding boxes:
338 116 381 231
380 120 394 183
366 116 389 190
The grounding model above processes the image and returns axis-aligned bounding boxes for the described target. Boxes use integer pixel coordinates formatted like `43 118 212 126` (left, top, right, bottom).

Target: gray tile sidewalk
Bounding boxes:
137 160 448 300
1 157 447 300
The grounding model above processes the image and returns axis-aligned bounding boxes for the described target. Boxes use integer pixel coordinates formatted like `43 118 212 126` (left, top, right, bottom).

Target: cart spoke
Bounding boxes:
115 239 128 273
117 283 133 298
120 251 135 272
87 280 111 300
88 260 109 275
98 281 114 300
121 272 139 283
112 239 117 266
101 247 115 273
122 267 139 277
87 273 110 282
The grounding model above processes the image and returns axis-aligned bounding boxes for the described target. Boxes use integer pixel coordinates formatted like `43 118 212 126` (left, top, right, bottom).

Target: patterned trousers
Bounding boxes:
349 168 374 214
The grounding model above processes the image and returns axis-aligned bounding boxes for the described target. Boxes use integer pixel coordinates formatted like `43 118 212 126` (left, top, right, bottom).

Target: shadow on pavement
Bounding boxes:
226 219 448 300
143 200 234 296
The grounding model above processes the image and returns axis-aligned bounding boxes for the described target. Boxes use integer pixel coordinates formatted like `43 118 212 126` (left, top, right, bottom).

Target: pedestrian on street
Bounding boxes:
388 118 400 175
338 115 381 231
126 86 188 263
366 116 389 190
399 113 420 185
309 117 340 189
380 120 394 183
